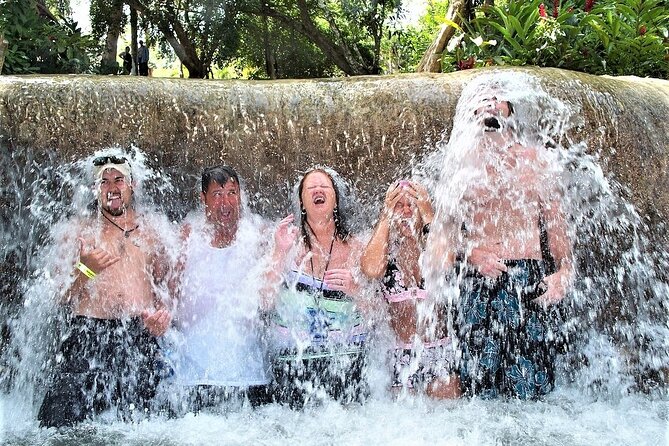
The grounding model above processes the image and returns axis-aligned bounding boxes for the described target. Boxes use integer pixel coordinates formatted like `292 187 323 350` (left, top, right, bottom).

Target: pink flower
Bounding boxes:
539 3 547 18
639 25 647 35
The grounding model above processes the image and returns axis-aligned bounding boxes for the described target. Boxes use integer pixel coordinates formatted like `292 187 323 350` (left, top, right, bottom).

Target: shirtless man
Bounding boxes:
173 165 271 412
38 155 172 427
429 95 573 399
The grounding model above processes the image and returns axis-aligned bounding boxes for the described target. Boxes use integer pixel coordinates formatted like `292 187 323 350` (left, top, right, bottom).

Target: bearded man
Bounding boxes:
38 155 172 427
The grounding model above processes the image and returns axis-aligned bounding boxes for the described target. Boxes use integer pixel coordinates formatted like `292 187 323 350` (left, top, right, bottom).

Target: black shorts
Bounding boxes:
38 316 161 427
272 350 367 408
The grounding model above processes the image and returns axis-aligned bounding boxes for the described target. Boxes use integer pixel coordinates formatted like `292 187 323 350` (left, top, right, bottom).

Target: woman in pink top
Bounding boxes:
361 180 460 399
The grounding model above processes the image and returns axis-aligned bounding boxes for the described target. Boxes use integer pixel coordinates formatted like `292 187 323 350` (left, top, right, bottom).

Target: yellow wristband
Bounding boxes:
76 262 97 279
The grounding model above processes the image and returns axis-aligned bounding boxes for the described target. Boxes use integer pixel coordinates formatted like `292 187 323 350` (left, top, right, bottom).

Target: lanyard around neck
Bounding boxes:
310 236 336 291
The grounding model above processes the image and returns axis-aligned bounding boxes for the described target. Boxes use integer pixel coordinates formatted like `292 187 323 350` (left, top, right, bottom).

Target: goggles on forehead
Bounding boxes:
93 155 129 166
93 155 132 181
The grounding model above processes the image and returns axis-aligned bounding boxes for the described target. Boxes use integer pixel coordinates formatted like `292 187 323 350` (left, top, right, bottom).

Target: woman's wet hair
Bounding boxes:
297 168 351 249
201 165 239 193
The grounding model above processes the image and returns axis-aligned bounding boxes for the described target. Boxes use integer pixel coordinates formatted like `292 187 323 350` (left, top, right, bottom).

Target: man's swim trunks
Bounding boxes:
38 316 161 427
457 259 560 399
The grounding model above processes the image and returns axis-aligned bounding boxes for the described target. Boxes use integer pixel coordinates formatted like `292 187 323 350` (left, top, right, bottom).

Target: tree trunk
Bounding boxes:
130 6 138 75
263 16 277 79
416 0 467 73
125 0 207 78
100 0 124 74
0 34 7 74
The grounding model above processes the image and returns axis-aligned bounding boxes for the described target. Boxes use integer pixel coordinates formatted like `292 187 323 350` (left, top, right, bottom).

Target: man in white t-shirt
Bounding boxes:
172 165 271 412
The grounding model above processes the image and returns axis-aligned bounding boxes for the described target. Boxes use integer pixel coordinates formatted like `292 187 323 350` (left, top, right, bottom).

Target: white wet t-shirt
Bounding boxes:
175 220 269 387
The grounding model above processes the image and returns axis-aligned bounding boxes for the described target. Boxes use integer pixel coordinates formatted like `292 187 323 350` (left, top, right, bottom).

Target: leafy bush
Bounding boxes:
381 0 450 73
0 0 98 74
441 0 668 78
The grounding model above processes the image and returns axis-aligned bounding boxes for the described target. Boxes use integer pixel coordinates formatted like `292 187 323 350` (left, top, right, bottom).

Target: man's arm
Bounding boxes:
61 231 121 305
536 196 573 306
142 229 177 336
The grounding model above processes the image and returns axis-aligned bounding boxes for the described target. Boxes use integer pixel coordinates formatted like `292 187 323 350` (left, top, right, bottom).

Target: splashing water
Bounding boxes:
1 72 668 444
421 71 669 396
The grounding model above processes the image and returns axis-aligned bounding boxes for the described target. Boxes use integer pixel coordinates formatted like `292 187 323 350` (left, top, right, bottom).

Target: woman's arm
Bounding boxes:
259 214 299 310
360 182 404 279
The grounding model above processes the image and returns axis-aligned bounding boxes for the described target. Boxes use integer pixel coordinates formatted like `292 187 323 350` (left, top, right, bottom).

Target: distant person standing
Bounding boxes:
119 46 132 75
138 40 149 76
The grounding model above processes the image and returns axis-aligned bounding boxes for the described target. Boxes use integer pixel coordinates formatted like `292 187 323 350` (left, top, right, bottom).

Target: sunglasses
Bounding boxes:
93 155 129 166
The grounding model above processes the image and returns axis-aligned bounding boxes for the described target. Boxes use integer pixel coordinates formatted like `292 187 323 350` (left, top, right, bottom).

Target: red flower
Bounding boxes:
457 57 476 70
539 3 547 18
639 25 647 35
553 0 560 18
585 0 594 12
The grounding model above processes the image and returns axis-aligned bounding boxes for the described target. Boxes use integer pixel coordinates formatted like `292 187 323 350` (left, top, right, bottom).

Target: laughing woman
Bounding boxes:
360 180 460 399
264 167 372 407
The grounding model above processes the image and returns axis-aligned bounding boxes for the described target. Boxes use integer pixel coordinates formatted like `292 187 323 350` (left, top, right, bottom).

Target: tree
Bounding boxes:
122 0 240 78
238 0 403 76
417 0 468 72
0 0 96 74
90 0 125 74
381 0 450 73
235 13 338 79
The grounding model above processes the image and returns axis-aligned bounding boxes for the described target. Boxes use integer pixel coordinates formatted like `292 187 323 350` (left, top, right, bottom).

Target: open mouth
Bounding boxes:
483 116 501 131
313 194 326 205
106 193 122 206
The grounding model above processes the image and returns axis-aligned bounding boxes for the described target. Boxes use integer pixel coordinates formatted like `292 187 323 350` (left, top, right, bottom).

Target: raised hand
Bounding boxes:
77 237 120 274
274 214 299 251
382 182 404 219
403 181 434 224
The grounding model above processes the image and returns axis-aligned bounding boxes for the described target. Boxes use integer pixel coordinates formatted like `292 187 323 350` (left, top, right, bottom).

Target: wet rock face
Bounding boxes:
0 69 667 220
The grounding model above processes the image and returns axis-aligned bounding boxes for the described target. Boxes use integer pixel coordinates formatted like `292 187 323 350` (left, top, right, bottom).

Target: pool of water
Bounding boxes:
2 388 666 446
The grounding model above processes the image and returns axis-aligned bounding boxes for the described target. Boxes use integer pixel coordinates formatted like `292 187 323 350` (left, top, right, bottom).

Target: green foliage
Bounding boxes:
236 0 404 75
381 0 450 73
90 0 127 41
135 0 241 77
442 0 669 78
234 15 337 79
0 0 97 74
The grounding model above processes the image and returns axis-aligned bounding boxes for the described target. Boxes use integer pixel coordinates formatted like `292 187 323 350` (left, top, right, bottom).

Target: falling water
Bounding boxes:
0 71 667 445
422 72 669 397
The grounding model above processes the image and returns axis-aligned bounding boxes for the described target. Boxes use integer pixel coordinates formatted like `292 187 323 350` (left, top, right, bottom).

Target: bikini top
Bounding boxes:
381 259 427 303
284 270 349 301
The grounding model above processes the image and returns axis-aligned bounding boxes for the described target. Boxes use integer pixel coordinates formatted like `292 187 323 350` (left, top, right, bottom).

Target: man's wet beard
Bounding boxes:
103 204 125 217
